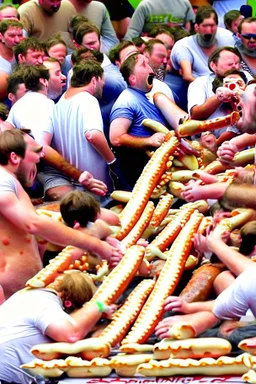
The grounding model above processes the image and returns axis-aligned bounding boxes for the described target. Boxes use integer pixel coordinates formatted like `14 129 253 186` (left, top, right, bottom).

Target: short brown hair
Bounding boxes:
60 190 100 228
120 52 139 84
224 10 241 31
0 19 22 34
238 16 256 34
71 59 103 87
55 271 96 309
195 6 218 25
0 129 26 165
73 22 100 46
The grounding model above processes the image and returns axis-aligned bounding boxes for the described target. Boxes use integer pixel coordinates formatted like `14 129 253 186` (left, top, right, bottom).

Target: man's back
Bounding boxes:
124 0 195 40
7 91 54 143
0 288 66 383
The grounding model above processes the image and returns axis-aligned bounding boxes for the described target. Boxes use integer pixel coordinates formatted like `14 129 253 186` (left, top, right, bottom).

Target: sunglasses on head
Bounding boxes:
241 33 256 40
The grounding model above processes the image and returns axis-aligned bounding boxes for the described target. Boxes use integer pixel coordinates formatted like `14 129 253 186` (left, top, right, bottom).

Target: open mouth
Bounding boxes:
147 73 155 88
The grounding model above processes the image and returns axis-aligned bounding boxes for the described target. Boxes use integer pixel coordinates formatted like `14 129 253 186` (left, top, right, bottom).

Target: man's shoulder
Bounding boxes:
172 35 194 50
189 74 213 87
18 0 39 12
60 0 77 12
87 1 107 12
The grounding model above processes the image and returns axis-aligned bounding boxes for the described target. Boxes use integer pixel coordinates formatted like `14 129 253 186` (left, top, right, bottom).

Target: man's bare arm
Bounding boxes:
180 60 195 83
110 117 165 149
190 95 222 120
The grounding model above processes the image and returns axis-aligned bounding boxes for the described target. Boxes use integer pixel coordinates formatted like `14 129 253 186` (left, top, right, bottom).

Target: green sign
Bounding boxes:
247 0 256 16
128 0 142 10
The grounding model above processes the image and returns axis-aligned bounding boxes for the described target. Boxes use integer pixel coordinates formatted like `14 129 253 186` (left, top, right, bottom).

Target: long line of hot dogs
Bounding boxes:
23 114 256 381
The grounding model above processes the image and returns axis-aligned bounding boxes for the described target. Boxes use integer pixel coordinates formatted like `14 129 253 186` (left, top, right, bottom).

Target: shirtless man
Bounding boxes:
0 130 122 299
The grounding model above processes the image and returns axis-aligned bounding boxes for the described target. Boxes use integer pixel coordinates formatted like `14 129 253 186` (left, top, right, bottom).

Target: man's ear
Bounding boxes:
129 74 136 86
236 32 242 40
73 220 81 229
18 53 25 64
39 78 48 88
9 151 21 165
194 23 199 33
8 92 14 102
73 40 81 50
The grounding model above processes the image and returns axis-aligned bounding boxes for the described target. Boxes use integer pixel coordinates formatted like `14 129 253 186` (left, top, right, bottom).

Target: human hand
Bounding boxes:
102 304 118 318
155 315 186 339
106 236 126 253
216 87 234 103
217 141 239 164
100 241 123 268
181 180 203 202
164 296 190 314
194 232 211 256
136 238 149 247
149 132 166 148
79 171 107 196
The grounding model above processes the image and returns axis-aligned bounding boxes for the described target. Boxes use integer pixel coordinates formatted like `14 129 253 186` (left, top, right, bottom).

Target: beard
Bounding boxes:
15 162 36 188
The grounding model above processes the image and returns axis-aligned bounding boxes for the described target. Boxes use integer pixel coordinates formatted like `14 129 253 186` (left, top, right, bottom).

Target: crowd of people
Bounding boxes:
1 0 256 383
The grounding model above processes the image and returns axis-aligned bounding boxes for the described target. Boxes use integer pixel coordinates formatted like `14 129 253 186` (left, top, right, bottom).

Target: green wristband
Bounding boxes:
95 301 105 313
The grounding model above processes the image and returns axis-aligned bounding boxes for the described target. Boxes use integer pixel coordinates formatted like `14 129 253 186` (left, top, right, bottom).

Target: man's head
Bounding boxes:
0 129 43 187
71 46 103 66
0 4 19 21
38 0 62 14
120 53 155 92
43 57 66 99
73 22 100 51
148 26 175 59
109 40 138 67
144 39 168 74
60 190 100 228
14 37 45 65
7 65 27 105
224 10 243 34
0 129 26 166
71 59 104 99
237 17 256 53
19 64 50 93
236 80 256 134
45 34 67 65
51 271 96 311
209 46 241 76
194 6 218 45
0 20 23 49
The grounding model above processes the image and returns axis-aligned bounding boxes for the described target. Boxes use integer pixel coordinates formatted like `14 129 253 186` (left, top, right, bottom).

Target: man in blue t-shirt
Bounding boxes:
109 52 187 186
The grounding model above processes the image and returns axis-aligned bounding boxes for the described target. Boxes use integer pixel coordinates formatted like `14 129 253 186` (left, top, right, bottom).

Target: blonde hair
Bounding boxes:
55 271 96 308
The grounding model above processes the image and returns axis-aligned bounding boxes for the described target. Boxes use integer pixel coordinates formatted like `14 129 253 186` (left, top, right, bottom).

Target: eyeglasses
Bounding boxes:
241 33 256 40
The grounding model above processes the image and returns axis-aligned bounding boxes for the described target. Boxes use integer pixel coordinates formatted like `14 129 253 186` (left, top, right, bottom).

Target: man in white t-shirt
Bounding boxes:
40 59 129 202
171 5 235 83
6 64 54 144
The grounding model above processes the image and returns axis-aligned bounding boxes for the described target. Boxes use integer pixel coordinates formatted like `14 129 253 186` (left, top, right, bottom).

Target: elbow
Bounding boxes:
110 135 122 147
57 330 85 343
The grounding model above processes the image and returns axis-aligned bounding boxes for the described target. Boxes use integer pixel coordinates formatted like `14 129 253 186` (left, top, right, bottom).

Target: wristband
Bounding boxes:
95 300 105 313
107 158 116 165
